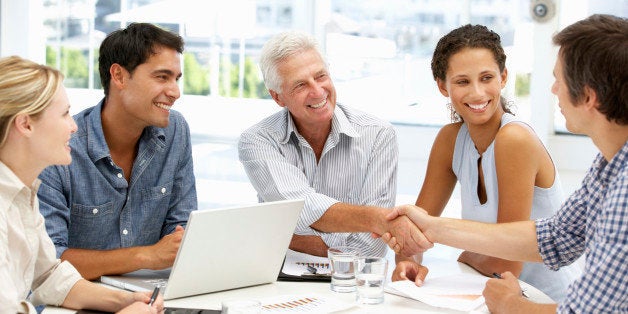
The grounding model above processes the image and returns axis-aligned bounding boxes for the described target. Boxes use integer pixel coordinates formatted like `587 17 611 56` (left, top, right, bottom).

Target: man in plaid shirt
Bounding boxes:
382 14 627 313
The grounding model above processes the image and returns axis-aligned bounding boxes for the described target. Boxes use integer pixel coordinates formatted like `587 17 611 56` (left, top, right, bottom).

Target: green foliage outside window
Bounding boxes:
515 73 531 97
183 52 210 95
46 46 266 99
46 46 89 88
220 56 268 99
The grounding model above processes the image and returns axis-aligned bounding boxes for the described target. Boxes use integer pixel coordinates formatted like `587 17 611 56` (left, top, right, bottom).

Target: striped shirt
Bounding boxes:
536 140 627 313
238 103 398 257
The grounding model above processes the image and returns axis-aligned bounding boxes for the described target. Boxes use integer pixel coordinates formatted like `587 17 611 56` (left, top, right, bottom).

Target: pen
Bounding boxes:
492 273 529 298
149 286 160 306
307 265 317 274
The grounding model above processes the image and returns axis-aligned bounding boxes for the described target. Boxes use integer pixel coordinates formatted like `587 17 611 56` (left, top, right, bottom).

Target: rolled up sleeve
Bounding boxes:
239 130 339 229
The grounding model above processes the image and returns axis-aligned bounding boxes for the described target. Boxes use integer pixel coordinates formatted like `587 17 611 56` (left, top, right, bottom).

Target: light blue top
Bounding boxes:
37 99 197 257
453 113 580 302
238 103 398 257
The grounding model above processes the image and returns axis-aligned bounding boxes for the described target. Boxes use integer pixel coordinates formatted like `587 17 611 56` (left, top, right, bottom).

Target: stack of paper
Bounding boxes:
385 273 489 312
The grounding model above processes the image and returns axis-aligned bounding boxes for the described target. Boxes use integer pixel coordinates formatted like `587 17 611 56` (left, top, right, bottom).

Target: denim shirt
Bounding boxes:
38 99 197 258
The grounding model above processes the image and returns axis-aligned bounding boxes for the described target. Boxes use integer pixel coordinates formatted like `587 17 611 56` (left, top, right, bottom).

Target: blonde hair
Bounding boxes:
0 56 64 147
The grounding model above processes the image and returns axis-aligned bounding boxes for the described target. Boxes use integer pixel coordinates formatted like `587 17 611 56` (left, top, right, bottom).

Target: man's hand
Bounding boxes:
384 213 432 256
391 261 429 286
379 205 434 256
145 225 184 269
483 272 526 313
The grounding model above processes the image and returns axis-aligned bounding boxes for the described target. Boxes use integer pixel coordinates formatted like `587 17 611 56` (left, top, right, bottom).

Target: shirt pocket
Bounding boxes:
69 201 115 249
140 181 174 200
137 181 174 228
71 201 114 219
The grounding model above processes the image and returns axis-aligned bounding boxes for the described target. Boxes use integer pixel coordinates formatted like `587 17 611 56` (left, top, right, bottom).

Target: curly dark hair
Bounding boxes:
98 23 184 97
553 14 627 125
431 24 506 81
431 24 511 122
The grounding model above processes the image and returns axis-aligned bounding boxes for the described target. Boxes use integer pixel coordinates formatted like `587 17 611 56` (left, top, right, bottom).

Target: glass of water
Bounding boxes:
327 246 361 292
354 256 388 304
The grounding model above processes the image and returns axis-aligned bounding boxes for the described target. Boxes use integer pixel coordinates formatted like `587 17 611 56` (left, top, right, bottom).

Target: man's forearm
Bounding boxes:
311 202 387 234
61 247 149 280
289 234 328 257
515 301 557 314
426 218 542 263
487 294 558 314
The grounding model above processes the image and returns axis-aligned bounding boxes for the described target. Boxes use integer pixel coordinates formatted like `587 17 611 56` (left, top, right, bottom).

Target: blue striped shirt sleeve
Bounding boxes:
238 105 397 257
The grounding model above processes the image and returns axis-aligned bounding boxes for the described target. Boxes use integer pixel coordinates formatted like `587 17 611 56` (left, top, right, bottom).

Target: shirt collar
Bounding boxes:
280 103 360 144
0 161 40 208
597 139 628 183
85 99 167 162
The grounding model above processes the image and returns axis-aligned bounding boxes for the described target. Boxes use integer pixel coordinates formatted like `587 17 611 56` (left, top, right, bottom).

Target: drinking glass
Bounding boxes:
327 246 360 292
355 256 388 304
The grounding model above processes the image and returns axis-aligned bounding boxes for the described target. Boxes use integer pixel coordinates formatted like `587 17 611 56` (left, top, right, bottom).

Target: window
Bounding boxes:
11 0 624 207
44 0 538 126
326 0 530 125
43 1 627 129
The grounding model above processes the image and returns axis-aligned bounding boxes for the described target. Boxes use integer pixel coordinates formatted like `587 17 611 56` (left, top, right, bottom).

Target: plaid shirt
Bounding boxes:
536 140 627 313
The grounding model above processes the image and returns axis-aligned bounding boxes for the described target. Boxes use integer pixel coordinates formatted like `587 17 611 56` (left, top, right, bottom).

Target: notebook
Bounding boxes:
277 249 331 282
100 199 304 300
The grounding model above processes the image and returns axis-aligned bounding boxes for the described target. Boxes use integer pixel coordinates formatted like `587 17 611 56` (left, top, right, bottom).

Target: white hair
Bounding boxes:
259 31 325 93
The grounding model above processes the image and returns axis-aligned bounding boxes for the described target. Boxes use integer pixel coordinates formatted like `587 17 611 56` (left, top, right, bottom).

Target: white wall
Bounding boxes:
0 0 45 62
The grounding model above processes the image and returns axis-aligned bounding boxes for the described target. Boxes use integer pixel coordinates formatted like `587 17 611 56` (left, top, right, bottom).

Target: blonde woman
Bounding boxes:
0 56 162 313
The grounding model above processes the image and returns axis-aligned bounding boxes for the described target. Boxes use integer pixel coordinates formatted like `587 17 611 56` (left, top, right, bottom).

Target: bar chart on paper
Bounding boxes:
282 249 331 276
260 294 353 313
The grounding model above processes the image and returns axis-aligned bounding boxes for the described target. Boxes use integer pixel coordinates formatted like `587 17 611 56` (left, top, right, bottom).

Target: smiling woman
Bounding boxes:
0 56 77 176
0 55 163 313
389 24 580 303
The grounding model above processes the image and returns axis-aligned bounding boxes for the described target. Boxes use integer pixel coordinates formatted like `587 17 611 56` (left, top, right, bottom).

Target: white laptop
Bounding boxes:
100 199 304 300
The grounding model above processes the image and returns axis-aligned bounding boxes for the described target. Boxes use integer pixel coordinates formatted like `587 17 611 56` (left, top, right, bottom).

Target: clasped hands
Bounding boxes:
375 204 434 257
376 205 530 311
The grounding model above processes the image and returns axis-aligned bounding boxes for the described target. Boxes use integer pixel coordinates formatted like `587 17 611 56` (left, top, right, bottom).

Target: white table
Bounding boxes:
43 247 554 313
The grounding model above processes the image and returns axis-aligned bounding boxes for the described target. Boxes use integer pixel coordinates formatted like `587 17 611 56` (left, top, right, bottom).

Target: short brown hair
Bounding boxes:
553 14 628 125
99 23 184 97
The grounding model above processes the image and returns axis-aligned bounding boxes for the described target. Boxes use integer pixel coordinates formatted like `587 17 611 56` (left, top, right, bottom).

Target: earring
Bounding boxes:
447 102 461 122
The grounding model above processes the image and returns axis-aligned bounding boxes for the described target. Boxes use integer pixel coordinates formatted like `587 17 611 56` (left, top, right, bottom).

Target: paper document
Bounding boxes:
386 273 489 312
281 249 331 276
259 294 354 313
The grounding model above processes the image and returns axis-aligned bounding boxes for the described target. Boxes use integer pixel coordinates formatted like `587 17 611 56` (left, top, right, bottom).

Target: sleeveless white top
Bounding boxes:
452 113 580 302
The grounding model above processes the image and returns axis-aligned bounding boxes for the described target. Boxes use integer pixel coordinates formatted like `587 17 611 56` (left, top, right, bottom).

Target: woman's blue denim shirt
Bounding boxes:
37 99 197 258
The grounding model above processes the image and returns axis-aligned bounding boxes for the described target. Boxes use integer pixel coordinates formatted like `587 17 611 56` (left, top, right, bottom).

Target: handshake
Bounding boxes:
374 204 436 257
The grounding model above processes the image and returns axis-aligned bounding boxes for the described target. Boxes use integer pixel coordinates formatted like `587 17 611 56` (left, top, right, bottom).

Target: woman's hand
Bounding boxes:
391 260 429 286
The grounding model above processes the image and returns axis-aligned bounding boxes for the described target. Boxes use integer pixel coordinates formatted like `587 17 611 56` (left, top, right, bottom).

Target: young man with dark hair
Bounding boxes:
38 23 197 280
